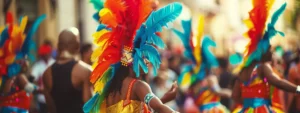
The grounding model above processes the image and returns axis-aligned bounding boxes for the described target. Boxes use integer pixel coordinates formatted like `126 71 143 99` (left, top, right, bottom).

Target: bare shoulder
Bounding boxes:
43 66 53 90
134 80 151 91
77 61 92 72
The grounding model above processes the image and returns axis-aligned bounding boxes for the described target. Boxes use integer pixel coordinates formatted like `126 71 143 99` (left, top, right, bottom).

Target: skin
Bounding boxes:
232 49 298 106
1 59 30 94
287 63 300 110
106 68 178 113
82 47 93 65
43 28 92 113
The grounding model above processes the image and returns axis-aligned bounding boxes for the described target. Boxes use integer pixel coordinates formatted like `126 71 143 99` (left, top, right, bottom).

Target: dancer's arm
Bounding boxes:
160 81 178 104
232 79 242 105
135 80 178 113
287 67 297 110
43 68 56 113
207 75 232 98
260 63 297 92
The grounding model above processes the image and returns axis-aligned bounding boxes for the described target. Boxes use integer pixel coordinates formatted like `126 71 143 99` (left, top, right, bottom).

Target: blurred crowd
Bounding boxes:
22 37 300 113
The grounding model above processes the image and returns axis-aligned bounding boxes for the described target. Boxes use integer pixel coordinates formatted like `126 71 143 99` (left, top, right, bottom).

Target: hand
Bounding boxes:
161 81 178 103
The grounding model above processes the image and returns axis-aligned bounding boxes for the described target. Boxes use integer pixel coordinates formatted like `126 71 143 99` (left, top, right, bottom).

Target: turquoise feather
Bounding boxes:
245 3 286 67
21 14 46 62
132 2 182 77
172 20 195 63
0 28 8 47
90 0 104 11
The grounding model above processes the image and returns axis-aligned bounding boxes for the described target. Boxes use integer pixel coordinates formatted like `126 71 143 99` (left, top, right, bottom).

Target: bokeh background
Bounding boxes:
1 0 300 112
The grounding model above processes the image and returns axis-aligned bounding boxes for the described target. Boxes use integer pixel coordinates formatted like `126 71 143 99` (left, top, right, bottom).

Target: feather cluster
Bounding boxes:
84 0 183 112
0 12 46 88
173 16 219 89
234 0 286 73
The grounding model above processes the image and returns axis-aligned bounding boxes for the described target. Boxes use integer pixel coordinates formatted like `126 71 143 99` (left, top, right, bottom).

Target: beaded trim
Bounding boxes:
121 46 133 66
144 93 155 106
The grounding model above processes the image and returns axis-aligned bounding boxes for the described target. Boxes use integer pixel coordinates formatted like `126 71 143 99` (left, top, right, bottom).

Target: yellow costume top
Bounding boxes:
104 79 150 113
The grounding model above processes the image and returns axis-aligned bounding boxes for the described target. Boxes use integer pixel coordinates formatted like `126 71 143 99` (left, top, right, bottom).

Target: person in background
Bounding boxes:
43 27 93 113
287 48 300 113
217 57 233 109
151 57 178 110
0 13 45 113
232 2 300 112
31 41 55 113
80 43 93 65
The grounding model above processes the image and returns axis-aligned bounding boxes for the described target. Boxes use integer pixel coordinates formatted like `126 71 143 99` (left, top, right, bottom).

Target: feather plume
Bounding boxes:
132 2 182 76
90 0 104 11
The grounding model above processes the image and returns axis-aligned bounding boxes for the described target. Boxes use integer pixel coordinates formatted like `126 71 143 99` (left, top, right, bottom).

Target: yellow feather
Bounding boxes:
181 72 191 88
20 16 28 33
0 26 5 33
193 15 205 66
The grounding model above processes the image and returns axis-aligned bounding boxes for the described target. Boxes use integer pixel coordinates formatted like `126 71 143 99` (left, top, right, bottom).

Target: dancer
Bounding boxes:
232 0 300 113
0 12 46 113
173 16 230 113
83 0 183 113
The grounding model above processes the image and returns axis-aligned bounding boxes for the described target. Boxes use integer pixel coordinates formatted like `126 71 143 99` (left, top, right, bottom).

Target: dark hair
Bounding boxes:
217 57 228 70
107 65 130 96
44 40 53 47
80 43 92 57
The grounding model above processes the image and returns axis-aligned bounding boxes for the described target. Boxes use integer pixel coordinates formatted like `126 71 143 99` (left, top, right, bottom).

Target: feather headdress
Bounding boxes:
0 12 46 88
234 0 286 73
173 16 219 89
83 0 183 112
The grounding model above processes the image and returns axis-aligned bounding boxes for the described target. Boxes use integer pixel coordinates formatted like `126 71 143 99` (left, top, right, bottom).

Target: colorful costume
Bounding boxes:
239 67 274 113
0 12 46 112
173 16 228 112
83 0 183 112
232 0 287 112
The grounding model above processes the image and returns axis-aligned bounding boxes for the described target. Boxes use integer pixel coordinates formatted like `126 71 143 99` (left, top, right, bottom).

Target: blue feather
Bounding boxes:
96 24 108 31
7 63 21 77
144 2 182 35
133 48 148 77
229 53 243 65
83 93 100 112
90 0 104 11
132 2 182 77
172 20 196 63
140 44 161 75
21 14 46 56
93 12 100 22
0 28 9 47
151 34 165 49
83 63 120 112
201 35 219 68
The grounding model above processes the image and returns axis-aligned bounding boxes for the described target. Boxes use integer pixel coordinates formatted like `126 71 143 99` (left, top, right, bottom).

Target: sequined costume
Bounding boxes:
270 69 285 113
238 67 275 113
192 83 229 113
0 12 46 113
104 79 149 113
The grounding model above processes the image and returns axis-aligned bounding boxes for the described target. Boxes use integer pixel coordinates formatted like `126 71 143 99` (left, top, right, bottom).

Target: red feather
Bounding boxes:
6 12 13 25
245 0 272 56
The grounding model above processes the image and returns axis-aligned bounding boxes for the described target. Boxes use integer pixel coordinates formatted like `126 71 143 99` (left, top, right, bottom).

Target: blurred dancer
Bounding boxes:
43 28 92 113
0 13 46 113
232 1 300 113
83 0 182 112
173 17 230 112
287 49 300 113
80 43 93 65
31 42 55 113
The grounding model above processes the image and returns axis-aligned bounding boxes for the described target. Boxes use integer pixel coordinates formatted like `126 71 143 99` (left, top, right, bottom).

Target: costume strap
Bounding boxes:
123 79 137 107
